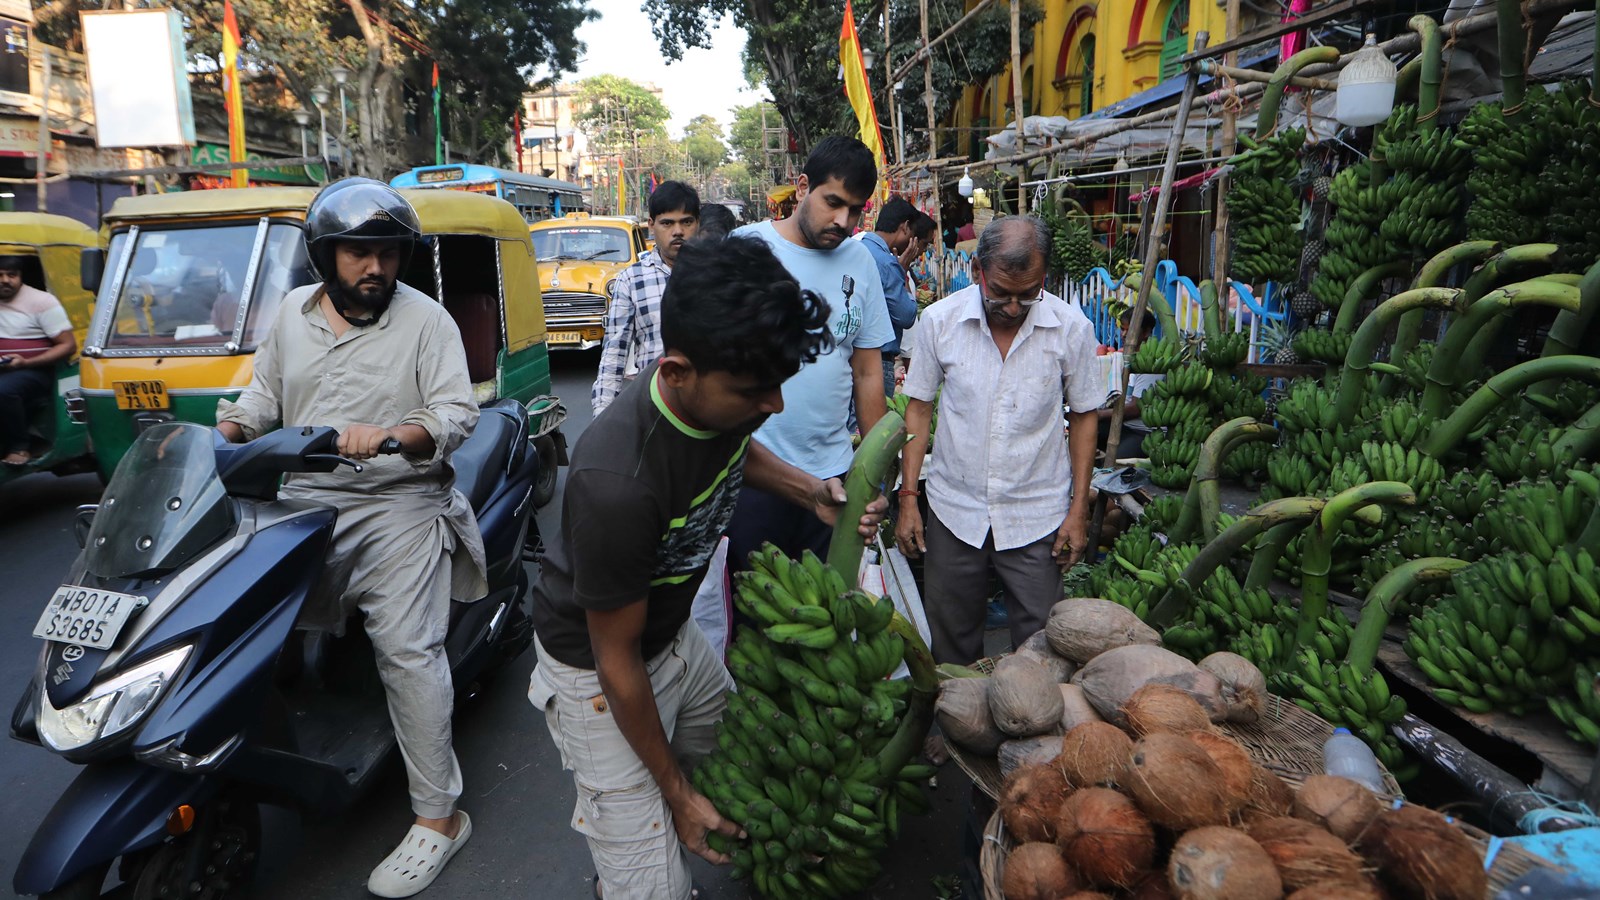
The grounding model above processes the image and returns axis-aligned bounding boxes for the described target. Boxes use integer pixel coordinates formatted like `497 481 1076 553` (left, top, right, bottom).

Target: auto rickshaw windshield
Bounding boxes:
530 225 631 262
102 222 315 351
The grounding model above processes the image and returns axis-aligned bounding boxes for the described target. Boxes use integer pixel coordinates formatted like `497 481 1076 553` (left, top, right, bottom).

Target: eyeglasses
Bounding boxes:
977 268 1044 307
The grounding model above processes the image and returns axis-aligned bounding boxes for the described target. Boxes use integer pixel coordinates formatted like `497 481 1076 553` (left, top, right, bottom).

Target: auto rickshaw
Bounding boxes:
77 187 568 503
0 213 99 487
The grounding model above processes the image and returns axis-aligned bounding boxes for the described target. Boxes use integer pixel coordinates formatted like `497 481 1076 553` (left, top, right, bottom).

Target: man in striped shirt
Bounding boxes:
591 181 701 414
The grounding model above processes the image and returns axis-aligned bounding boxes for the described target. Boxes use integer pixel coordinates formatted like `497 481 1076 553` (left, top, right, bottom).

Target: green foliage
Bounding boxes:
575 73 672 148
683 114 728 171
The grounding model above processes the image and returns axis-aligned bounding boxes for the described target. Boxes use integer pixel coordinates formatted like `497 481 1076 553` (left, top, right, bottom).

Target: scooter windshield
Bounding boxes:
85 422 234 579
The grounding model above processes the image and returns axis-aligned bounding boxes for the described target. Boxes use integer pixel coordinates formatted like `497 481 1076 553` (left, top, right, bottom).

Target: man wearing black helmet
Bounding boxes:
215 179 483 898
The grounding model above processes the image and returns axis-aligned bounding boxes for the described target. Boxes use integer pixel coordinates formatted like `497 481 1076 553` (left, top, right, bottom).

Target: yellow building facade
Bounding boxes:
948 0 1230 153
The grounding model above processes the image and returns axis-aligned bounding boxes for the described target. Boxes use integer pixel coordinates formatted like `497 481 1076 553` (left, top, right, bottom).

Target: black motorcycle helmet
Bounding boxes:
304 178 422 325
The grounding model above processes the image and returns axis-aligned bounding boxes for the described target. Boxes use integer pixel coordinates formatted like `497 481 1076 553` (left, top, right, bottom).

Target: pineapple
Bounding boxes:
1261 318 1299 365
1289 286 1322 325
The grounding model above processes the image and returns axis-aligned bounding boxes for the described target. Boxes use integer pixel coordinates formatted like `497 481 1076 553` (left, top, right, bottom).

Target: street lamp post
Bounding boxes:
330 66 352 169
292 108 312 160
311 84 332 170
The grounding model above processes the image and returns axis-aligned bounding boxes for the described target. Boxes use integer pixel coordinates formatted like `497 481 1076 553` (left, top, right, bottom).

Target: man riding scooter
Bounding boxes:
215 177 483 898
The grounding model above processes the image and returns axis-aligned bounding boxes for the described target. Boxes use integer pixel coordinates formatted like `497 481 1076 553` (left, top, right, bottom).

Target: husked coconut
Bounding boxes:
1245 816 1366 892
1000 764 1074 843
1059 683 1103 732
1185 731 1255 815
1128 872 1179 900
1292 775 1382 844
1243 766 1297 821
1002 842 1079 900
1062 893 1116 900
990 656 1066 737
1073 645 1228 727
936 677 1005 754
1198 651 1268 724
1055 721 1134 787
1286 881 1382 899
1123 683 1216 736
1055 787 1157 889
1125 733 1232 830
1167 826 1285 900
1356 805 1486 900
1000 735 1067 779
1046 598 1162 663
1017 629 1077 682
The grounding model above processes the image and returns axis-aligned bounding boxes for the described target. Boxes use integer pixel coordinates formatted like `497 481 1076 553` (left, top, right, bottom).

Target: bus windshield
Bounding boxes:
530 226 631 262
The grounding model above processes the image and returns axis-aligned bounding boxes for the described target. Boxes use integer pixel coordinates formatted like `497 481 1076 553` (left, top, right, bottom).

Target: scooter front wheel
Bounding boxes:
130 797 259 900
39 862 109 900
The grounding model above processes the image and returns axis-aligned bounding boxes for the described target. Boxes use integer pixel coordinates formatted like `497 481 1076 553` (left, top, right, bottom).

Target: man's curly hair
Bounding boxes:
660 236 833 385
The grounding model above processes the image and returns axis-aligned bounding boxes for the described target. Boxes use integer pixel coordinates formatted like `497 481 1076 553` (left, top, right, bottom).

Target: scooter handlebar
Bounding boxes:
377 437 404 454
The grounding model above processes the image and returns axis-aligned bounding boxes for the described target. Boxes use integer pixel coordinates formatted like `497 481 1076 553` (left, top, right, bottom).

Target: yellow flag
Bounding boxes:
617 156 626 216
839 0 888 200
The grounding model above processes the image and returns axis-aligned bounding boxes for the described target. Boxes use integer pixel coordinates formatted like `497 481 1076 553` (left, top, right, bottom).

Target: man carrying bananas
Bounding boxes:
896 216 1105 667
528 237 887 900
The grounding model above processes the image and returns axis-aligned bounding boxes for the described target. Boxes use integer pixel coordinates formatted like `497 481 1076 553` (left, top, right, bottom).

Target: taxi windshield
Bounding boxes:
531 226 631 263
85 423 233 579
102 222 315 351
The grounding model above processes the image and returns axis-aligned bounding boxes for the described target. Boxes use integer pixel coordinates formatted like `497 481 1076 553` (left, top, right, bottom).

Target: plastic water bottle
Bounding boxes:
1323 728 1386 793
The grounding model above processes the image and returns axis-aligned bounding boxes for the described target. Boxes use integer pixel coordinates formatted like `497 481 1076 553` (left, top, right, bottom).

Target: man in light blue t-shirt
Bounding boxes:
728 136 891 566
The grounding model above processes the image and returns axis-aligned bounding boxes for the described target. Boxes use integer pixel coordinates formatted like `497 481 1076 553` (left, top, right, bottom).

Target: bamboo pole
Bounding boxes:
1210 0 1240 292
920 0 944 298
1010 0 1024 212
35 48 51 212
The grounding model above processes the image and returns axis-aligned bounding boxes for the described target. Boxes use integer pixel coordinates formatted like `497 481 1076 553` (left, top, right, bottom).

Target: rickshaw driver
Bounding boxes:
0 255 77 466
214 178 485 898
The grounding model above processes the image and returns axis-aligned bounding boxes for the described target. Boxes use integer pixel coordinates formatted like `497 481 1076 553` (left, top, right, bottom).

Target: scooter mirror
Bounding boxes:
73 504 97 549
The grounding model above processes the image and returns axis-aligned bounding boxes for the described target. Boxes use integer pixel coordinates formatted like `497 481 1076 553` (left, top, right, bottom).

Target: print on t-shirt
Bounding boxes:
653 440 747 586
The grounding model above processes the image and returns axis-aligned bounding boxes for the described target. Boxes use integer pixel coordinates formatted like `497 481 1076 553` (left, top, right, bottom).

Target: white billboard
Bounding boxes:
81 9 196 148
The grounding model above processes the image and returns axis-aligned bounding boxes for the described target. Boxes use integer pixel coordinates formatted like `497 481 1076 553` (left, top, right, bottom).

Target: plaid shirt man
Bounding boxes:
590 249 671 414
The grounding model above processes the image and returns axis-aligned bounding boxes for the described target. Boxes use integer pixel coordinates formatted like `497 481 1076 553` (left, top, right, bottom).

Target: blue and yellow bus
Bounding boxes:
391 164 589 224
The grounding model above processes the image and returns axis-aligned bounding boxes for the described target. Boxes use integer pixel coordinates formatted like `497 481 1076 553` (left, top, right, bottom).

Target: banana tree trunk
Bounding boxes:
1297 482 1419 653
1333 261 1411 336
1336 287 1465 427
1497 0 1529 122
1123 273 1182 342
1531 258 1600 404
1391 241 1506 377
1255 47 1341 139
827 411 908 584
1410 15 1444 131
1347 557 1468 675
1423 356 1600 459
1421 280 1583 418
1171 418 1279 543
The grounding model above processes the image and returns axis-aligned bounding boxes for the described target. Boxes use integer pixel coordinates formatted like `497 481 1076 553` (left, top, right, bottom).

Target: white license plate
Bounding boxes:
32 586 147 650
549 330 582 344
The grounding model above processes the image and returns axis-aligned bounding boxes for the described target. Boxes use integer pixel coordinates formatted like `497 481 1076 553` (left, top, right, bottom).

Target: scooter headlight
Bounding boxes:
38 645 192 752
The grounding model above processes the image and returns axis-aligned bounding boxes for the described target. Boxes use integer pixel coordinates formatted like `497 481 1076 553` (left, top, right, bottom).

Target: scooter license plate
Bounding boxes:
114 380 169 411
32 586 147 650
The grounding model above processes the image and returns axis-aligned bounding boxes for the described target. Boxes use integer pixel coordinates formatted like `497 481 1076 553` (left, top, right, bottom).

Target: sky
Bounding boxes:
567 0 766 137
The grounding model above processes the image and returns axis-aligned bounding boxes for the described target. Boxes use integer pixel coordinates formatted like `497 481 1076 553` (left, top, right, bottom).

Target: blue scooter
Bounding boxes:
10 401 539 898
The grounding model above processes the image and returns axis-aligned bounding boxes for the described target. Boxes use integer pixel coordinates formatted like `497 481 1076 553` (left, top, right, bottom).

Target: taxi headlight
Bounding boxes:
38 645 192 751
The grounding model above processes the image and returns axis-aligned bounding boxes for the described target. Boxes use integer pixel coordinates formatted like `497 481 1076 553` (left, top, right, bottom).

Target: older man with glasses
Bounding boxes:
894 215 1105 668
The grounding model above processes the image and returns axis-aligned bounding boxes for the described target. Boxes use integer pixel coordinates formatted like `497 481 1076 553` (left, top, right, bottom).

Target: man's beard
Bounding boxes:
328 273 397 322
0 283 18 302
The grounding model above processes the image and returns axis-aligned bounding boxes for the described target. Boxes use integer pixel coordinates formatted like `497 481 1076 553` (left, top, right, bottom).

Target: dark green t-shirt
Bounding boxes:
532 364 749 669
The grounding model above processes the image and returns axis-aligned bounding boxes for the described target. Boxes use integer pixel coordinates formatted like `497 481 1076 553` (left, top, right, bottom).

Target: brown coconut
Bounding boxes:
1243 766 1297 822
1000 736 1068 779
1128 872 1179 900
1000 764 1075 843
1125 733 1233 831
1002 842 1080 900
1355 805 1486 900
1055 721 1135 788
1062 894 1116 900
1017 629 1077 682
1123 683 1217 737
1055 787 1158 889
990 656 1067 737
1059 683 1103 732
1292 776 1383 844
935 677 1006 755
1167 826 1285 900
1046 598 1163 663
1185 731 1256 815
1198 651 1268 724
1286 881 1383 900
1246 816 1367 892
1073 644 1229 727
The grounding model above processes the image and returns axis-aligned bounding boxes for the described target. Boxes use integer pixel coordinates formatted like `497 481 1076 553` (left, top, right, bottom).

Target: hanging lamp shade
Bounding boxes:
958 166 974 197
1337 34 1397 127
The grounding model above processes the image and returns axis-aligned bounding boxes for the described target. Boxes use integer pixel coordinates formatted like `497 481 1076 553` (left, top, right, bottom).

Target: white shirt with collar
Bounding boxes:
902 284 1105 551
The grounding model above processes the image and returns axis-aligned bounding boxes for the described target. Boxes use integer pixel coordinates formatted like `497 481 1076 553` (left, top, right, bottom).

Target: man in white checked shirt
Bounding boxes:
895 216 1105 665
591 182 700 414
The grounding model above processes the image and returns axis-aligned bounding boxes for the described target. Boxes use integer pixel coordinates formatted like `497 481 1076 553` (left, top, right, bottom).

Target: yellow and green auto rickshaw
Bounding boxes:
0 212 99 487
77 187 567 502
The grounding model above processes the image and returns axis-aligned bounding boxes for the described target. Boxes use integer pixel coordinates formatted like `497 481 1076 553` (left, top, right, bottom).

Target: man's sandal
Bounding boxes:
367 812 472 898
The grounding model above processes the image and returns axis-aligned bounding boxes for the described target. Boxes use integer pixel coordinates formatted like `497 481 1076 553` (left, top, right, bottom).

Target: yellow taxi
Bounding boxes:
528 212 648 350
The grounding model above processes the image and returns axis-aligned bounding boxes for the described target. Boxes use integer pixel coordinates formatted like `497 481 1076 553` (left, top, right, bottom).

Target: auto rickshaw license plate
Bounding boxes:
33 586 147 650
549 331 582 345
114 380 170 411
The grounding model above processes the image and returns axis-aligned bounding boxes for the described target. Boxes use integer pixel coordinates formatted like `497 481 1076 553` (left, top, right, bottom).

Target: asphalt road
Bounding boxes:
0 351 975 899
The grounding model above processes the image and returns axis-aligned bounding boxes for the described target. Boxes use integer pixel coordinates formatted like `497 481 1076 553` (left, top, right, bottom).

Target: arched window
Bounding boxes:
1159 1 1190 80
1078 35 1096 115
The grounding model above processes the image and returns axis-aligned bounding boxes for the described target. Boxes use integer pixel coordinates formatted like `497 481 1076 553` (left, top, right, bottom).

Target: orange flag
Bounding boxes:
221 0 247 188
839 0 888 200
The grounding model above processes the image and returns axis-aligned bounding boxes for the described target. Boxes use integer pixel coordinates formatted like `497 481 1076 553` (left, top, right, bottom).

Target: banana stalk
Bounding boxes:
1333 261 1410 336
1420 280 1583 417
1335 287 1465 427
1121 273 1182 343
1347 557 1468 676
1497 0 1528 122
1297 482 1417 653
1186 419 1279 543
1455 245 1565 372
1422 355 1600 459
1531 258 1600 404
1410 16 1444 132
1395 56 1421 102
1392 241 1504 372
826 411 909 586
1245 521 1303 592
1149 497 1318 627
1255 46 1341 139
1552 399 1600 471
1200 279 1222 343
874 613 937 777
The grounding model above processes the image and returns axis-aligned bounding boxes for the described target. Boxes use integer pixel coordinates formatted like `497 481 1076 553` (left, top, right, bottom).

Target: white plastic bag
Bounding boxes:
857 535 932 680
690 537 731 659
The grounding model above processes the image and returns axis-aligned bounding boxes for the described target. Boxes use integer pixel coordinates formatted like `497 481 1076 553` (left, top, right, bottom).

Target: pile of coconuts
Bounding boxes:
939 599 1488 899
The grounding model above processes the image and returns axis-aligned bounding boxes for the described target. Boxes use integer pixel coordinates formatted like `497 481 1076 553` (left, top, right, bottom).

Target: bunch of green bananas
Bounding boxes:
1138 392 1209 429
1127 337 1183 374
1391 509 1493 563
1050 211 1101 282
1274 530 1365 586
1396 343 1435 395
1285 649 1412 776
1543 80 1600 269
1436 469 1502 522
1310 161 1405 307
1145 431 1201 469
1532 381 1600 424
1206 375 1268 421
1200 331 1251 370
1377 105 1470 259
1359 441 1445 499
1547 661 1600 747
707 545 930 898
1160 363 1215 397
1228 127 1307 284
1478 421 1569 481
1267 447 1329 496
1292 426 1359 473
1221 441 1271 482
1272 378 1338 434
1229 619 1294 674
1110 525 1163 572
1141 495 1185 532
1169 414 1215 446
1459 91 1555 243
1290 328 1352 366
1480 475 1597 567
1374 398 1437 448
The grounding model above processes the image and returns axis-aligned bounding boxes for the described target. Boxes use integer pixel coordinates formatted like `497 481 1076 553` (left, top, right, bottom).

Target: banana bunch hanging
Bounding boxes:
1459 90 1555 243
1544 79 1600 269
1376 104 1471 259
1228 128 1306 284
